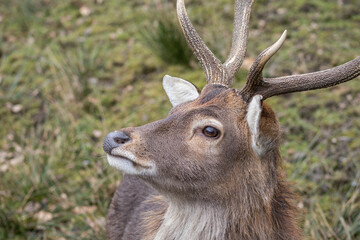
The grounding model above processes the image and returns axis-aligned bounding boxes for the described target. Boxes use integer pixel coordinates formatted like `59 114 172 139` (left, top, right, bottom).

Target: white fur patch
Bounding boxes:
154 201 227 240
246 95 263 156
107 150 156 176
163 75 199 107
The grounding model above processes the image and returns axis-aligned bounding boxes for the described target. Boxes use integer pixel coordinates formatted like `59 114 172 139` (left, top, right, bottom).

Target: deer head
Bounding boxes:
103 0 360 213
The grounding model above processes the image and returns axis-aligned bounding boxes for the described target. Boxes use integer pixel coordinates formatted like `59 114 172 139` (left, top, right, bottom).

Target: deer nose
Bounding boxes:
103 131 131 154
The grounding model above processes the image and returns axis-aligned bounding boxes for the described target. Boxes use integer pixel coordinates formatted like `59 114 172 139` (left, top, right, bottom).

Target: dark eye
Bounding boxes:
202 126 220 138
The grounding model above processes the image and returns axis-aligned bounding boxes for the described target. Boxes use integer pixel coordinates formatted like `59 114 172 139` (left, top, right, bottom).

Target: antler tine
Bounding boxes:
224 0 255 86
240 30 287 101
177 0 228 86
240 30 360 101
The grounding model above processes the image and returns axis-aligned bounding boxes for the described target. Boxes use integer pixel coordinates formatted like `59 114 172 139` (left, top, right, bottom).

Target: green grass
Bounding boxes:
140 8 194 66
0 0 359 239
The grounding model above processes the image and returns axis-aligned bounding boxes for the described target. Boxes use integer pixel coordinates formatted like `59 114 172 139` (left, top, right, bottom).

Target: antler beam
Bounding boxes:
242 57 360 101
240 30 360 101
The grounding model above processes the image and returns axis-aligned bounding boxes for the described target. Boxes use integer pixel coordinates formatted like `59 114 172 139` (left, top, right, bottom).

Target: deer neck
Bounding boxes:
154 200 228 240
144 154 300 240
149 193 276 240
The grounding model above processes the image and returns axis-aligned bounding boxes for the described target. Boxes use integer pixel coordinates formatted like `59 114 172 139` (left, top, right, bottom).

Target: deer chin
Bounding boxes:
107 150 156 176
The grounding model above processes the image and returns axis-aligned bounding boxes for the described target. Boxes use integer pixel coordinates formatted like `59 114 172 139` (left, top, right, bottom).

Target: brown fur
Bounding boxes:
106 85 302 239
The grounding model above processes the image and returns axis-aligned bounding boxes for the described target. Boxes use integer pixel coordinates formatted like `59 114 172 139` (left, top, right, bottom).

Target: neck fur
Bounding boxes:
154 200 228 240
144 195 279 240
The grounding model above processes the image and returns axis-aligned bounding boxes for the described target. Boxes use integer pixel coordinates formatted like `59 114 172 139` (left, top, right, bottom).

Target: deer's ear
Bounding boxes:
246 95 263 156
163 75 200 107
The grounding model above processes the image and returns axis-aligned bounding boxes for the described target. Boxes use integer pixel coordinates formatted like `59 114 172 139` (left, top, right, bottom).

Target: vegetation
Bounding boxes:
0 0 359 239
140 10 194 66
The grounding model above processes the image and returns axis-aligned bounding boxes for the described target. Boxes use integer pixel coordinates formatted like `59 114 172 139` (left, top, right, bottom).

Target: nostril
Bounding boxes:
114 137 122 144
103 131 131 154
113 132 131 144
114 136 130 144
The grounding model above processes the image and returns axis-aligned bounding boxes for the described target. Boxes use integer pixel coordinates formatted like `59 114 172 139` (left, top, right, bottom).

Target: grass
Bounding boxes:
140 8 194 66
0 0 359 239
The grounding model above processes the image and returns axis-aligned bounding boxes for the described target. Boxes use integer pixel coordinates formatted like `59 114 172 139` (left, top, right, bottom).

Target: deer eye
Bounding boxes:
202 126 220 138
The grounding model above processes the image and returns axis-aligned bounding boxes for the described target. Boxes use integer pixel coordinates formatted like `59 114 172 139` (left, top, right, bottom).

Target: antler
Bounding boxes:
177 0 227 86
177 0 254 87
177 0 360 95
224 0 254 86
240 31 360 101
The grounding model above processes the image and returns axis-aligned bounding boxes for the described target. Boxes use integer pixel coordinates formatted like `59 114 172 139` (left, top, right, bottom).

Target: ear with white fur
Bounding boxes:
163 75 200 107
246 95 263 156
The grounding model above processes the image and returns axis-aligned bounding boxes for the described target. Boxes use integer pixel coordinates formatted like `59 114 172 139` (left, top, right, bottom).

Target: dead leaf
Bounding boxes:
6 102 12 110
0 190 10 198
0 151 6 163
92 130 102 139
7 134 14 141
73 206 97 215
34 211 53 223
79 6 91 16
60 15 71 23
287 149 295 155
76 18 84 26
88 77 98 85
10 155 24 166
8 35 17 42
60 193 68 200
0 164 8 172
11 104 23 113
88 216 105 232
14 144 22 153
48 204 57 211
48 31 56 38
24 201 41 213
277 8 287 15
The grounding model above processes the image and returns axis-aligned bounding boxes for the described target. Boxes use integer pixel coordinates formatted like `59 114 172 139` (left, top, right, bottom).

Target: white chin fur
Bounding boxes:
107 155 156 176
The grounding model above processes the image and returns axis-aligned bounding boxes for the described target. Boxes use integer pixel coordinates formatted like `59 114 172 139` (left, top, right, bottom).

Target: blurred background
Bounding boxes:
0 0 359 239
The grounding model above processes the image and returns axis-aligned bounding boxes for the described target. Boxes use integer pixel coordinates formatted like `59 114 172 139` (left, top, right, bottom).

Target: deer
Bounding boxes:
103 0 360 239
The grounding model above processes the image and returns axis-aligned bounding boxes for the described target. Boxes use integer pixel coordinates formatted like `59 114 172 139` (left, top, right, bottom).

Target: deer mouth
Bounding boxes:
107 151 153 171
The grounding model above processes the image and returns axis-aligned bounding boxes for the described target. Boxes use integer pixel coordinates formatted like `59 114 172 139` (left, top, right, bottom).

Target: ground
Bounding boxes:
0 0 359 239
